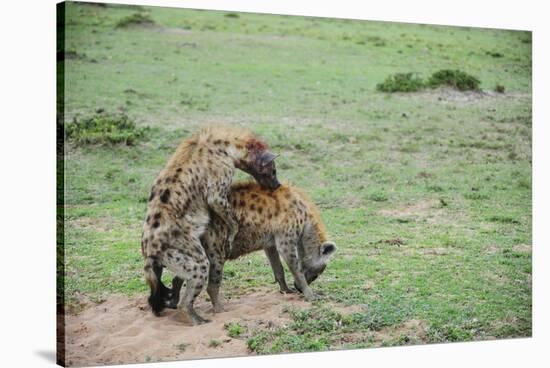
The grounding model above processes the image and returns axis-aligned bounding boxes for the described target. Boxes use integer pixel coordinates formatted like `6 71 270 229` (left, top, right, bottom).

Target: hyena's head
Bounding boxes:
237 139 280 191
295 222 337 291
302 241 337 285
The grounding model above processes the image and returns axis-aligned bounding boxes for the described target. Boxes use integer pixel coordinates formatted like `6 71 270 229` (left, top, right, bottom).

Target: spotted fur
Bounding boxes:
142 125 279 324
160 182 337 313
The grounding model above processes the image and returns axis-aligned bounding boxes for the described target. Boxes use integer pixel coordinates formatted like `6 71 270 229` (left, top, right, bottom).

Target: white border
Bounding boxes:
1 1 547 367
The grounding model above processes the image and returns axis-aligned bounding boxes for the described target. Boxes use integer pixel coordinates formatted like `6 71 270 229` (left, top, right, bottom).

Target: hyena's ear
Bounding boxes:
320 242 337 256
259 152 278 167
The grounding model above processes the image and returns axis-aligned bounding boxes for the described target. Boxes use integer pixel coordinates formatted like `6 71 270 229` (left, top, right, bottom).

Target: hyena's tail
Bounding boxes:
144 256 165 316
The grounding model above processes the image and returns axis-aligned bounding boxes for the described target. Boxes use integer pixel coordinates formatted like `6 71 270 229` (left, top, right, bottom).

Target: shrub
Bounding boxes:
494 84 506 93
65 112 150 146
376 73 425 92
427 69 480 91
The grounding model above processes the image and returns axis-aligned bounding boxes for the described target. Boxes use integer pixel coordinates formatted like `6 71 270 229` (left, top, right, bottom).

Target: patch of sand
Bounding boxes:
378 319 427 342
161 27 193 36
512 243 531 253
378 199 447 224
64 289 308 367
408 88 530 104
68 216 116 233
379 199 439 217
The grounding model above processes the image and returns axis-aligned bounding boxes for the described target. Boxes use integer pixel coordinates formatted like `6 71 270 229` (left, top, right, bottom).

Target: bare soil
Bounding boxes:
64 289 309 367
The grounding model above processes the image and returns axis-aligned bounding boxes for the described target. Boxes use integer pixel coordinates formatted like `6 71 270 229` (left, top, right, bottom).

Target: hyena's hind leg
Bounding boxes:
167 276 184 309
153 264 174 305
165 255 218 311
206 256 225 313
202 220 227 313
163 240 211 325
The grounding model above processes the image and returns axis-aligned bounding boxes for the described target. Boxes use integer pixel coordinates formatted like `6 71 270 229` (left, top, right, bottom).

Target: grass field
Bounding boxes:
60 2 531 354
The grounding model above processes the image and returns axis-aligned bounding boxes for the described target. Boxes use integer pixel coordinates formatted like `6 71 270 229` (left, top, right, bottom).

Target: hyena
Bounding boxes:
152 182 337 317
141 125 280 325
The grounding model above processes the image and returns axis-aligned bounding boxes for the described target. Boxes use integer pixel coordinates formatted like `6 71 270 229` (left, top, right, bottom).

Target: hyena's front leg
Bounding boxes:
275 238 317 301
264 245 295 294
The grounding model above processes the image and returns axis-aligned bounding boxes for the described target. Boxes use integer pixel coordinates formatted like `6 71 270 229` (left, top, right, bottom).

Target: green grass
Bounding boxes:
427 69 481 91
66 112 151 146
225 322 245 338
115 12 155 28
377 69 481 93
377 73 425 92
61 2 531 352
209 339 221 348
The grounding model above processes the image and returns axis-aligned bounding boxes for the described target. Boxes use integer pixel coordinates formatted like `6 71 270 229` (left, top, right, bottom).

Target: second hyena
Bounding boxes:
152 182 337 316
142 125 280 325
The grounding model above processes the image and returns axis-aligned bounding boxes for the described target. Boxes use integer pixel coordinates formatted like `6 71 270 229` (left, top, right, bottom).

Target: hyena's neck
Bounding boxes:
203 137 248 163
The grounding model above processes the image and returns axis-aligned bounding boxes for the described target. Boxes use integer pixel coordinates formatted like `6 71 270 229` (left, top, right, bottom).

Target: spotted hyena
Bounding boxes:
142 125 280 325
153 181 337 317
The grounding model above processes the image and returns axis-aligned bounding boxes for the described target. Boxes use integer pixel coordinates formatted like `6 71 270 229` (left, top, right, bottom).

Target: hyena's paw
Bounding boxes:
211 302 225 313
279 286 298 294
303 290 319 302
190 314 211 325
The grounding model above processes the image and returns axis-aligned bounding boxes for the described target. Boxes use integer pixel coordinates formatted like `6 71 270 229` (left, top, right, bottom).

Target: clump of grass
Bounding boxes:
486 51 504 58
367 190 388 202
376 73 425 92
175 342 188 352
487 215 520 224
377 69 481 93
427 69 481 91
224 13 240 18
225 322 244 338
65 112 150 146
208 339 221 348
494 84 506 93
59 50 85 61
356 35 386 47
247 331 270 352
115 13 155 28
464 192 489 200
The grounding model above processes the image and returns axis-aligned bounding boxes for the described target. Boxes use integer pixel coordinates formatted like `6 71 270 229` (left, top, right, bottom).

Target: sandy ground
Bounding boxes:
64 289 310 367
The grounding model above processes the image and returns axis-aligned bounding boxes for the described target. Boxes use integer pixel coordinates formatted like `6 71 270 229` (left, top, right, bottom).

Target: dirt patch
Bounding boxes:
422 247 450 256
393 319 427 339
410 87 530 104
162 27 193 36
68 216 116 233
329 303 367 315
512 243 531 253
484 243 502 254
334 319 428 348
378 199 445 224
482 270 510 285
373 319 427 344
64 289 309 366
